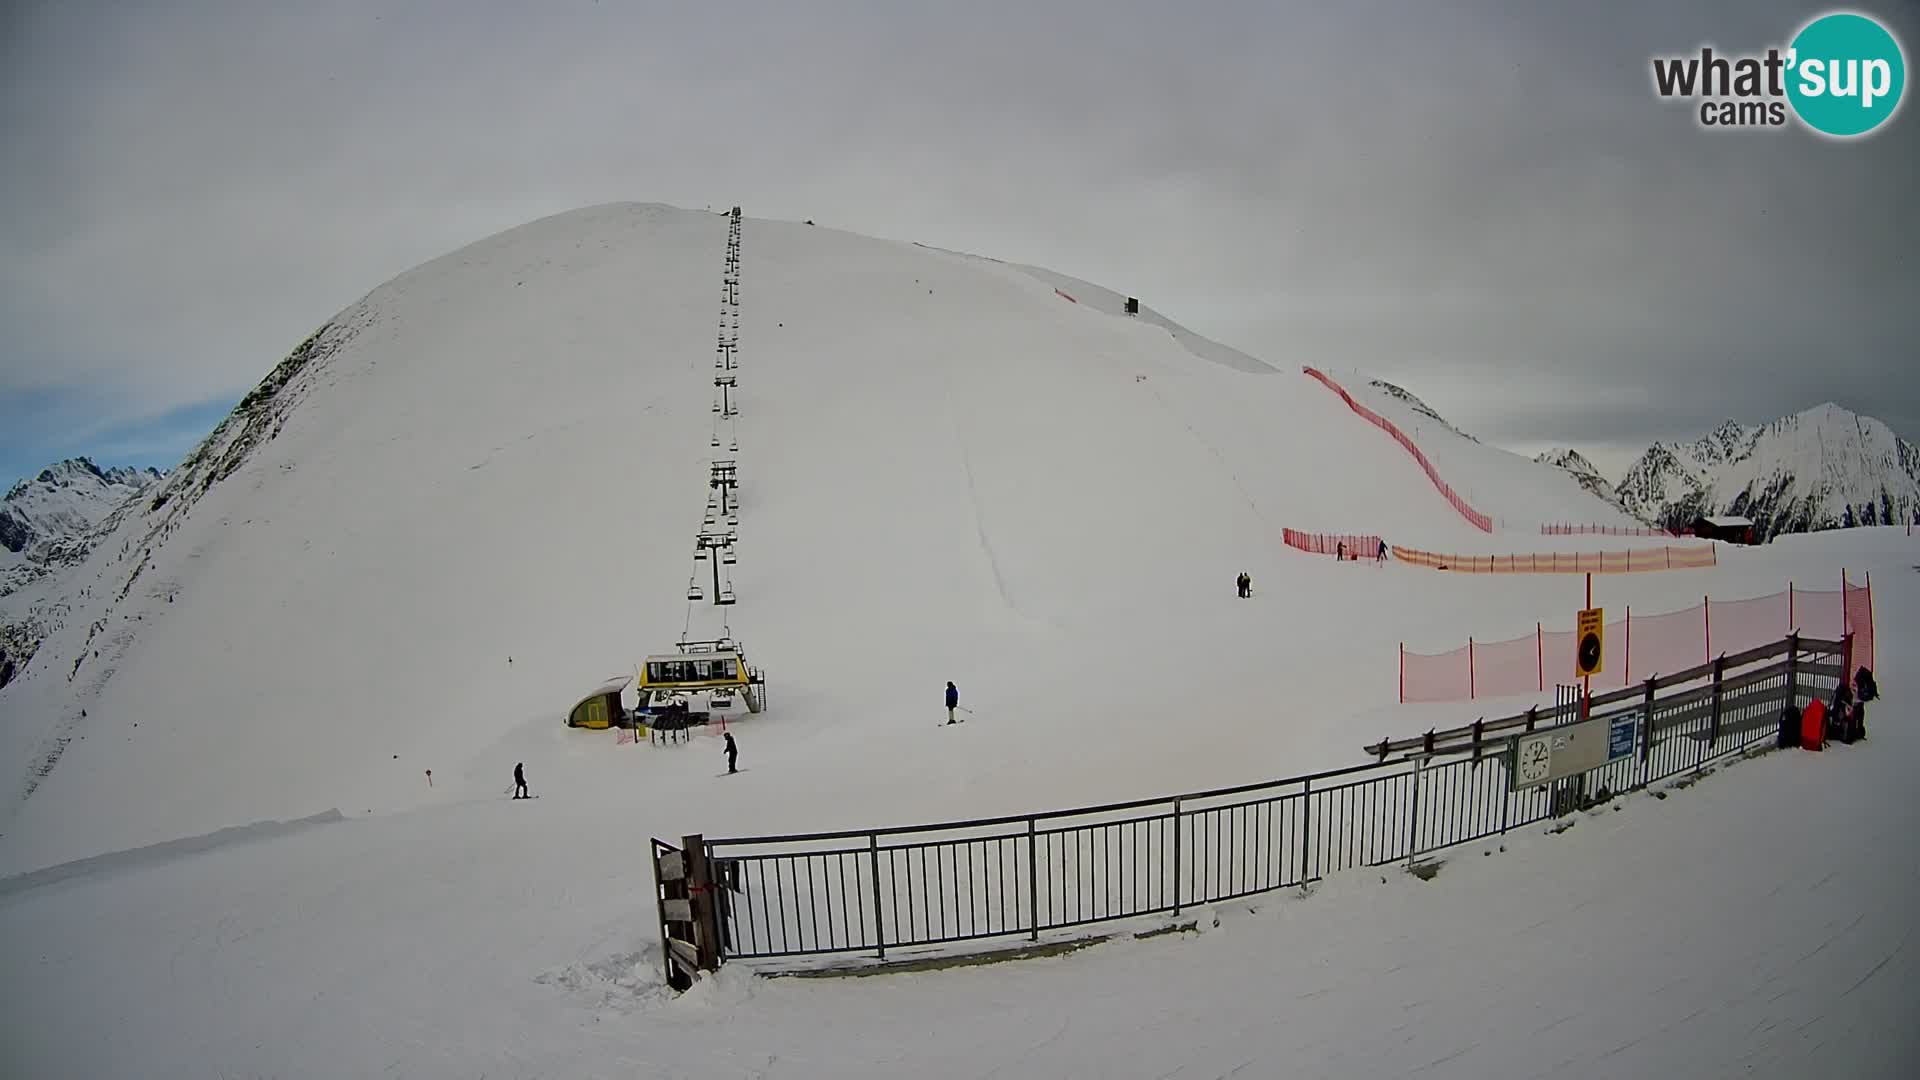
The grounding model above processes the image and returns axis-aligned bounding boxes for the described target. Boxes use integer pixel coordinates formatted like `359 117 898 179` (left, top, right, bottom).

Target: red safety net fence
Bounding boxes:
1283 529 1383 559
1540 523 1682 537
1399 573 1876 702
1391 545 1715 574
1300 367 1493 533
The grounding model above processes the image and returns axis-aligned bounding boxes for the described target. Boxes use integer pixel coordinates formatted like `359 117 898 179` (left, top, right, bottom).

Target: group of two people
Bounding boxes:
1335 540 1389 562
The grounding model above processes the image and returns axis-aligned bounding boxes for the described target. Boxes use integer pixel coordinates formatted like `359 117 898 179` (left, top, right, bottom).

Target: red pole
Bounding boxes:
1625 606 1631 687
1789 582 1795 631
1537 621 1544 691
1584 573 1593 720
1867 571 1876 671
1399 643 1405 703
1469 638 1476 700
1704 595 1712 662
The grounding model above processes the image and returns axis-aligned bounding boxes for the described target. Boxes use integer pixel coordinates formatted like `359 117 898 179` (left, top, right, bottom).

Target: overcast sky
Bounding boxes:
3 0 1915 486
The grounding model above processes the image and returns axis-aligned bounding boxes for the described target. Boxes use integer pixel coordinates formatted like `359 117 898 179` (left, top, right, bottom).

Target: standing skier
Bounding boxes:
1377 539 1388 563
946 681 960 724
1336 542 1345 562
723 731 739 774
513 762 529 799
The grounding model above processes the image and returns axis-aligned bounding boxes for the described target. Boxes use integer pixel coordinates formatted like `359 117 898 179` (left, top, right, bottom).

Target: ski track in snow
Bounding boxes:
945 376 1021 621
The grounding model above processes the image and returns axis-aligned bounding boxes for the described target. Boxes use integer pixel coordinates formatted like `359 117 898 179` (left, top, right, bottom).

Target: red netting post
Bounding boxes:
1867 571 1875 672
1624 606 1632 687
1469 638 1476 700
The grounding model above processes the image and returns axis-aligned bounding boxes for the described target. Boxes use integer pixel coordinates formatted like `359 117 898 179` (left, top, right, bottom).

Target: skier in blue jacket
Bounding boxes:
946 681 960 724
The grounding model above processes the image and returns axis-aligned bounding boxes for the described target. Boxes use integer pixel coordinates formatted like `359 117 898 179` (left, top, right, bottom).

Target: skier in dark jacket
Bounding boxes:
1377 539 1388 563
946 681 960 724
723 732 739 773
513 762 529 799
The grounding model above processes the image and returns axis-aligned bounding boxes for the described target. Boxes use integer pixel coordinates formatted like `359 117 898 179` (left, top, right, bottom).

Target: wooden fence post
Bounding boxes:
1784 632 1800 712
1640 679 1656 765
869 833 886 959
682 834 721 972
1709 657 1725 751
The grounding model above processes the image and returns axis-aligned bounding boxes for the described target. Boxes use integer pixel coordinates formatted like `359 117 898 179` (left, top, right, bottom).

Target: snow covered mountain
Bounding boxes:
1614 405 1920 539
1 460 165 688
0 201 1911 1079
1368 380 1479 443
0 201 1655 875
1 458 162 567
1533 448 1619 506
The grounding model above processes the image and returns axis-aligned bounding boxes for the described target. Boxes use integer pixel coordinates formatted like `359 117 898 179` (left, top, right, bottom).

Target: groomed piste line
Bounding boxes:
1301 367 1493 532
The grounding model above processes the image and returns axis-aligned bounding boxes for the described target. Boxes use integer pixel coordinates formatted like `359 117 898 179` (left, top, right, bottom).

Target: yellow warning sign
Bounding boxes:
1575 607 1605 677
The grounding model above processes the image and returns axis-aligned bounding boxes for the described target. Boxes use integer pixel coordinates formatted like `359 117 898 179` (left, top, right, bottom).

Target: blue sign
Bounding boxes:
1608 714 1636 761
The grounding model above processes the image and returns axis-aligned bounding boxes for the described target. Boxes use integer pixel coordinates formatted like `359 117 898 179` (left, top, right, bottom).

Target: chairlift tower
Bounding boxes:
695 530 737 606
709 459 739 515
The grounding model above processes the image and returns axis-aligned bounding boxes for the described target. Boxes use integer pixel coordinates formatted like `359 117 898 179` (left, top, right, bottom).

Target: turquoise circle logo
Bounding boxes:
1786 12 1906 137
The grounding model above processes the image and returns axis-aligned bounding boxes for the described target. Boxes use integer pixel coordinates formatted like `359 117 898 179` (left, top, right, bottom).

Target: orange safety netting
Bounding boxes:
1540 523 1682 537
1390 544 1716 574
1300 367 1493 533
1282 529 1384 559
1398 578 1874 702
1844 574 1875 682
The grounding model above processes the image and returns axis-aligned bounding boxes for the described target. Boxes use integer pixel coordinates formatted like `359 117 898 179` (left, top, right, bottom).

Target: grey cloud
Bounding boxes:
1 0 1914 472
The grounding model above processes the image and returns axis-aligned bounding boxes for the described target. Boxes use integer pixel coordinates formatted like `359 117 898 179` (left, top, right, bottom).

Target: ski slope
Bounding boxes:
0 203 1912 1078
0 202 1636 873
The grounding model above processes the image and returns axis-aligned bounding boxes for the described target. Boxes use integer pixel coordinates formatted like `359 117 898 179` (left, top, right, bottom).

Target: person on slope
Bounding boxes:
946 681 961 724
1236 572 1250 598
1336 542 1346 562
723 731 739 774
513 762 529 799
1377 539 1388 563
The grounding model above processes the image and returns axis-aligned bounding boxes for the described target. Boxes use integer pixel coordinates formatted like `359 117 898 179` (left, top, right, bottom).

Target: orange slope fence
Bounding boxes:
1390 544 1716 574
1300 367 1493 533
1541 523 1682 537
1399 573 1876 703
1283 529 1383 559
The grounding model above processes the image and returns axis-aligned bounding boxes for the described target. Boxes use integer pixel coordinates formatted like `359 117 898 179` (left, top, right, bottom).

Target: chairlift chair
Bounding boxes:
722 547 738 565
686 581 704 602
716 587 736 606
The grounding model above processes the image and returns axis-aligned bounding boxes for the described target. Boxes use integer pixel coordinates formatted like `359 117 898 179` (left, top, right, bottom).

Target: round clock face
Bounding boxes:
1518 738 1552 783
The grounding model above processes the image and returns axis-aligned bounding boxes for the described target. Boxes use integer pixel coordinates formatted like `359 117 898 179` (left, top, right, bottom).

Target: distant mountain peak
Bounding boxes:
1534 447 1621 506
1367 380 1479 443
1614 404 1918 537
3 459 166 563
